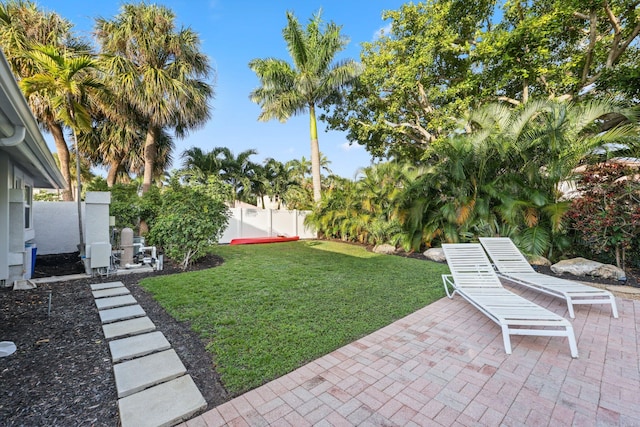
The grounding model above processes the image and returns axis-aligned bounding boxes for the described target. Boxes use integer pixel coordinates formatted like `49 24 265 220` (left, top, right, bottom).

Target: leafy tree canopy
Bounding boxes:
324 0 640 161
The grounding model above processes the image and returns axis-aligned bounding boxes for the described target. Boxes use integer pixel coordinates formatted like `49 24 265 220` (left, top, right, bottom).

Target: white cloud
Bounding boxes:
340 141 364 152
373 23 392 40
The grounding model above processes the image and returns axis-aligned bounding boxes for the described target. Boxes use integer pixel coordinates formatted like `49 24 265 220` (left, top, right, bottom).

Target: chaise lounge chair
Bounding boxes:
442 243 578 357
479 237 618 319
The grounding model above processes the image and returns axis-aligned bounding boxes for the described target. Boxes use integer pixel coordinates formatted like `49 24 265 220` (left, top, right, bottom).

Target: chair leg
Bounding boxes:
501 325 512 354
566 297 575 318
610 296 619 318
567 325 579 358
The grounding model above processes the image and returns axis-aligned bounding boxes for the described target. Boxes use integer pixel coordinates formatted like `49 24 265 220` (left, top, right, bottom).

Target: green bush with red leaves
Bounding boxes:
567 163 640 270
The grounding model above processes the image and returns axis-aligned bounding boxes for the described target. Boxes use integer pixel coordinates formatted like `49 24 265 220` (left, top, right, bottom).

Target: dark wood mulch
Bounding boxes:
0 253 229 427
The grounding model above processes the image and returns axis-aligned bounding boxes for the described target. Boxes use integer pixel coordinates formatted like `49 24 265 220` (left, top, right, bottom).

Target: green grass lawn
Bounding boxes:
139 240 449 394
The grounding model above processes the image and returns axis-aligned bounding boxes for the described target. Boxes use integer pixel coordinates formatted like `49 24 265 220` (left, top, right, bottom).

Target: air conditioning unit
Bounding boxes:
90 242 111 269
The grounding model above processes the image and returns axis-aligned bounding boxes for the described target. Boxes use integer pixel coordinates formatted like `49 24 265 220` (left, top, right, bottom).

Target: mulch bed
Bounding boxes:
1 244 638 425
0 252 229 426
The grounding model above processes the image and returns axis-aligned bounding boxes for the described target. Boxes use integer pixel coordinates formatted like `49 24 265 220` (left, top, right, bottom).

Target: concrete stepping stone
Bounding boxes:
99 304 146 324
90 281 125 291
109 331 170 363
113 349 186 398
102 317 156 340
118 375 206 427
95 294 137 310
93 287 131 299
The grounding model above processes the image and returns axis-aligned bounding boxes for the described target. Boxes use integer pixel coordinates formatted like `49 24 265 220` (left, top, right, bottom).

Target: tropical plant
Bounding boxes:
103 182 141 230
249 9 361 202
147 178 230 269
218 148 260 205
312 98 637 256
20 43 103 254
257 158 290 209
567 163 640 270
0 0 89 201
417 98 637 256
307 162 415 246
181 146 227 183
95 3 214 193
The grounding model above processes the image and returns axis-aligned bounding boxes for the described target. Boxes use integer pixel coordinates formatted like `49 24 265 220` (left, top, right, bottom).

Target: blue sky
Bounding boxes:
33 0 408 179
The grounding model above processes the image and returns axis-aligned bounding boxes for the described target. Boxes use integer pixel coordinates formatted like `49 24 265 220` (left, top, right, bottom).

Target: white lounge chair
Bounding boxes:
479 237 618 319
442 243 578 357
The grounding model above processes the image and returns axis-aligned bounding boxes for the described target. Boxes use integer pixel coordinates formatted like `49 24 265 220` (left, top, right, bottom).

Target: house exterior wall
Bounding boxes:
0 153 9 283
0 152 39 285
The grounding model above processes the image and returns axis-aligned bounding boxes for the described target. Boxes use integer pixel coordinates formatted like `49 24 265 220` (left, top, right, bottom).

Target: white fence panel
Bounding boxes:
33 201 84 255
297 210 316 238
241 209 271 239
218 208 315 244
35 202 316 253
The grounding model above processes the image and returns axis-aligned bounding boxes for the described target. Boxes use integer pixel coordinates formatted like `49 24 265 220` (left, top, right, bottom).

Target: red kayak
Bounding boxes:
230 236 300 245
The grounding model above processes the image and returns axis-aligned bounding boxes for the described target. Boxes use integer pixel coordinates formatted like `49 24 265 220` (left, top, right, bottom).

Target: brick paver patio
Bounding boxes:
181 286 640 426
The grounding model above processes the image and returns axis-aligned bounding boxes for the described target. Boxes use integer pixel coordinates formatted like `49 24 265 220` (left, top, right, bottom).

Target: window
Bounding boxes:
24 185 32 229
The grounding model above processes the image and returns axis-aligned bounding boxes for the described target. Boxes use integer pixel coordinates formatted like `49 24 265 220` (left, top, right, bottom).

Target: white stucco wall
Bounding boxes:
33 201 84 255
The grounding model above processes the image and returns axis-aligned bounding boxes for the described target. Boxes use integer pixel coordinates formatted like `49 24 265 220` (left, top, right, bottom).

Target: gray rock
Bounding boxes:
551 257 625 280
595 264 626 280
373 244 397 255
551 258 600 276
527 255 551 266
423 248 446 263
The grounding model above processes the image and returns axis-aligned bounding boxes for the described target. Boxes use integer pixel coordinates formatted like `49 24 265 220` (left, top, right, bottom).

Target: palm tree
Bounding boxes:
261 158 299 209
249 10 361 203
95 3 214 193
419 98 638 255
286 157 312 182
0 0 89 201
181 147 260 205
20 44 103 254
181 146 227 183
219 148 260 205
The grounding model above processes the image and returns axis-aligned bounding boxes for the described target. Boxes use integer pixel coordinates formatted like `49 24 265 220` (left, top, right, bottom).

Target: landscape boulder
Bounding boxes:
594 264 627 281
423 248 446 263
373 244 397 255
551 258 626 280
527 255 551 266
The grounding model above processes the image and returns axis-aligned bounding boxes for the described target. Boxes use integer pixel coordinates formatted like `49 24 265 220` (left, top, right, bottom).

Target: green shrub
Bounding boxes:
567 163 640 270
108 183 141 230
139 185 163 230
147 181 230 269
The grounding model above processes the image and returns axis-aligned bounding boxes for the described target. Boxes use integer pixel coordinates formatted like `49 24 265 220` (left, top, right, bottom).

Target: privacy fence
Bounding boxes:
33 202 315 255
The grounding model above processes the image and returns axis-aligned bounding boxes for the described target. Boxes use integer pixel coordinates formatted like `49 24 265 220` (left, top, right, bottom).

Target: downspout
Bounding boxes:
0 125 25 146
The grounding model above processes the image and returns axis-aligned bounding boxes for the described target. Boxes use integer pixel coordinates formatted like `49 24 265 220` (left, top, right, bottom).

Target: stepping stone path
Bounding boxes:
91 281 206 427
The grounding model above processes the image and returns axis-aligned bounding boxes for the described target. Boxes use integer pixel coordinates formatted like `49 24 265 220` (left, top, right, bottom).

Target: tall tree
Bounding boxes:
20 44 102 253
181 146 228 182
326 0 640 161
181 147 260 205
0 0 89 200
249 10 361 202
95 2 214 193
325 1 492 160
218 148 260 205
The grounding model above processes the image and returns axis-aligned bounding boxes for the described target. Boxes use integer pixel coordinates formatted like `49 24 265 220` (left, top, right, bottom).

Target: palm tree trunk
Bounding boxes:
142 127 158 194
48 121 73 201
106 159 121 187
309 105 322 203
